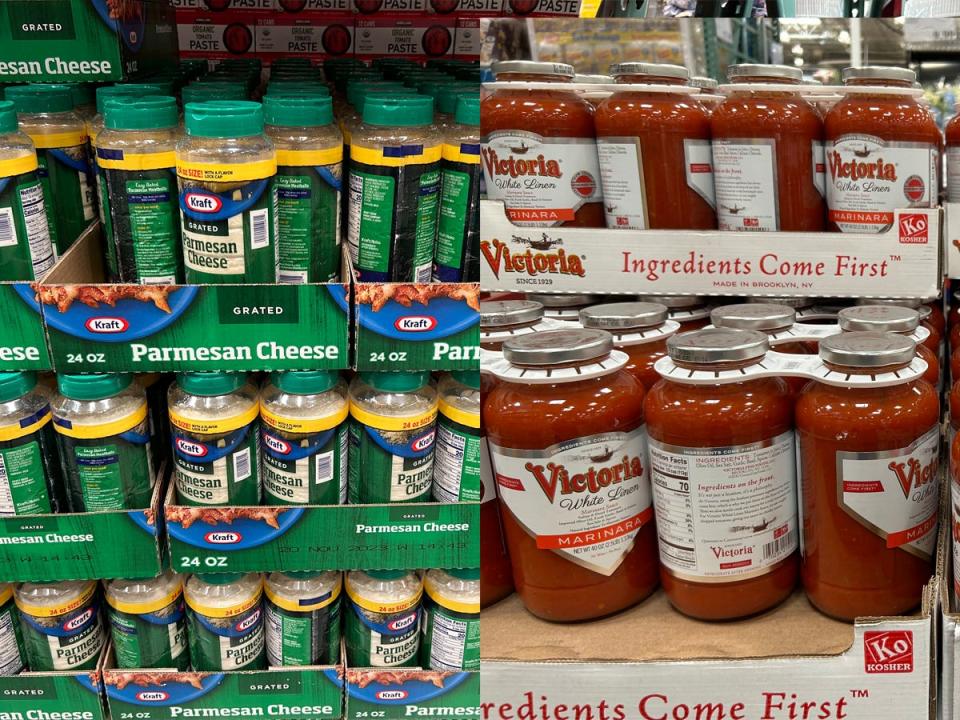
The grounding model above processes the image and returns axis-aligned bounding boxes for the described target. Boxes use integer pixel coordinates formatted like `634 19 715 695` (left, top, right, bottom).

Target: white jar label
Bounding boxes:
481 437 495 505
482 131 602 226
649 431 798 582
712 139 779 231
826 134 938 233
838 425 939 559
684 138 716 209
947 146 960 204
597 137 646 229
812 140 826 197
489 427 652 576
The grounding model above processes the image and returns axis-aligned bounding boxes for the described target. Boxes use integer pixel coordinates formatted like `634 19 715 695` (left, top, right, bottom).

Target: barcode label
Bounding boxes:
314 451 334 484
20 182 55 277
249 208 270 250
233 447 252 482
762 528 797 561
346 174 363 264
0 454 13 515
338 430 348 504
0 207 16 248
141 275 176 285
278 270 308 284
415 262 432 283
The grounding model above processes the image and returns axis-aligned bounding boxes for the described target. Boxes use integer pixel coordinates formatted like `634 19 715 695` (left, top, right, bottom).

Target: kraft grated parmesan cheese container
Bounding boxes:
420 568 479 671
0 584 25 675
264 570 342 667
432 370 480 503
105 571 189 670
345 570 422 668
15 580 104 672
184 573 266 672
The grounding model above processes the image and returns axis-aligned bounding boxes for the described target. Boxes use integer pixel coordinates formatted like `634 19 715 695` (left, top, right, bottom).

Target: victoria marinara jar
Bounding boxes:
855 298 941 354
711 64 825 232
482 62 603 227
825 67 940 233
947 109 960 203
594 63 716 231
838 305 940 388
484 328 658 621
796 332 939 621
480 299 552 352
644 328 798 620
579 301 677 390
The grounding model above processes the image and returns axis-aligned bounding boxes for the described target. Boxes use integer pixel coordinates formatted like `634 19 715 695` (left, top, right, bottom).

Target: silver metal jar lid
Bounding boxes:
819 331 916 367
610 63 688 80
527 293 599 308
492 61 575 78
691 76 718 90
711 303 796 332
727 64 802 83
503 328 612 366
856 297 922 309
838 305 919 334
640 294 705 309
574 74 614 84
667 328 769 364
579 302 668 330
480 300 544 328
841 66 916 84
748 296 812 310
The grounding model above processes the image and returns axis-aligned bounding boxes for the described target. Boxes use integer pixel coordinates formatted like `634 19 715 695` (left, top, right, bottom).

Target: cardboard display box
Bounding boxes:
344 668 479 720
36 223 351 373
2 646 107 719
0 281 52 371
0 0 178 82
353 15 457 59
481 200 943 299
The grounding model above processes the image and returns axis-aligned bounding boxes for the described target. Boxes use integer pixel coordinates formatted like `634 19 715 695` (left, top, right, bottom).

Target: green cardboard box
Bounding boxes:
0 0 177 82
344 668 480 720
0 652 106 719
0 281 52 371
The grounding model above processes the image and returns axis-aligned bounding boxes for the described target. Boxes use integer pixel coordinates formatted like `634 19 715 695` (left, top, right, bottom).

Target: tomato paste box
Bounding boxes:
454 18 482 60
354 15 456 60
430 0 503 13
255 13 354 59
351 0 429 13
176 10 258 58
171 0 274 10
501 0 581 15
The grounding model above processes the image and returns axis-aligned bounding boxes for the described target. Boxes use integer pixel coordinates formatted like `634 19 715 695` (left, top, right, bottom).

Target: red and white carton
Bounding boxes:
271 0 353 11
172 0 274 11
255 14 354 59
480 200 941 299
354 15 455 60
177 12 258 58
501 0 582 16
431 0 504 13
351 0 429 12
454 18 481 60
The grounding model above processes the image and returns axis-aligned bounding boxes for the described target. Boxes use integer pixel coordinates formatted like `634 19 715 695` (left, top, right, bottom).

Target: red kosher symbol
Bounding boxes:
570 172 596 199
864 630 913 674
903 175 926 203
899 213 928 244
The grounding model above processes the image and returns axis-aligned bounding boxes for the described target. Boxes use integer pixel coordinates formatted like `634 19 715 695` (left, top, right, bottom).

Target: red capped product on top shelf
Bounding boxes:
481 61 604 227
593 63 716 230
711 64 825 232
825 67 940 233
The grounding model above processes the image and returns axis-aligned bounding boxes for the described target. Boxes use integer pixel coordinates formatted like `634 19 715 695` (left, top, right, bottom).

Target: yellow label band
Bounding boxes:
0 154 39 178
97 150 176 171
0 585 12 607
185 584 263 619
425 586 480 615
442 143 480 165
438 399 479 429
53 403 148 440
177 158 277 183
276 147 343 167
349 403 437 432
347 586 422 615
350 143 442 168
0 409 52 442
30 131 87 149
169 402 260 436
265 579 342 613
261 405 348 435
107 586 183 616
16 581 97 618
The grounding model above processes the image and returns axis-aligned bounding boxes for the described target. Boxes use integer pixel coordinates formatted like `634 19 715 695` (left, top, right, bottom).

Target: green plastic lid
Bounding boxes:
177 371 245 397
365 570 409 581
57 373 132 401
95 84 164 115
195 573 245 585
450 370 480 389
6 85 74 114
445 568 480 581
181 82 247 105
359 371 430 393
362 95 433 127
434 86 471 115
0 371 37 403
184 101 264 138
271 370 339 395
263 95 334 127
334 70 383 93
455 94 480 126
267 80 329 94
346 81 407 109
68 84 94 109
0 101 18 134
104 95 178 131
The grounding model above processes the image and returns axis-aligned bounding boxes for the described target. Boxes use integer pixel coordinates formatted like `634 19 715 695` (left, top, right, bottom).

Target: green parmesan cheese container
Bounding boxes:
105 571 190 670
15 580 104 672
264 571 342 666
184 573 266 672
420 568 479 671
0 584 25 675
345 570 421 668
432 371 480 503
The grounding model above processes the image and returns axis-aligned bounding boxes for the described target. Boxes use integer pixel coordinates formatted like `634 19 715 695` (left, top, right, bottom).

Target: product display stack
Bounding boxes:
0 2 480 720
480 19 956 719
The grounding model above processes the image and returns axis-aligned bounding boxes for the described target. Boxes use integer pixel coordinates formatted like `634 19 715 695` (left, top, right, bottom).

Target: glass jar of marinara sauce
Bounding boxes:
711 64 824 233
691 76 722 113
642 295 712 332
594 63 715 231
482 61 604 228
825 67 940 234
838 305 940 388
484 328 658 621
645 328 798 620
950 380 960 432
579 301 677 390
946 111 960 203
796 332 939 621
856 298 941 354
527 293 599 323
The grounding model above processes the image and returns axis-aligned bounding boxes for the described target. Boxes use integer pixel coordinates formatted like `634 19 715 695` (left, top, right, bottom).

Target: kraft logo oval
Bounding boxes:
387 613 417 632
376 691 409 701
63 608 94 632
176 438 208 457
236 609 261 632
136 691 170 703
85 317 129 334
263 433 291 455
411 430 436 453
204 531 242 544
395 316 438 333
185 192 223 214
